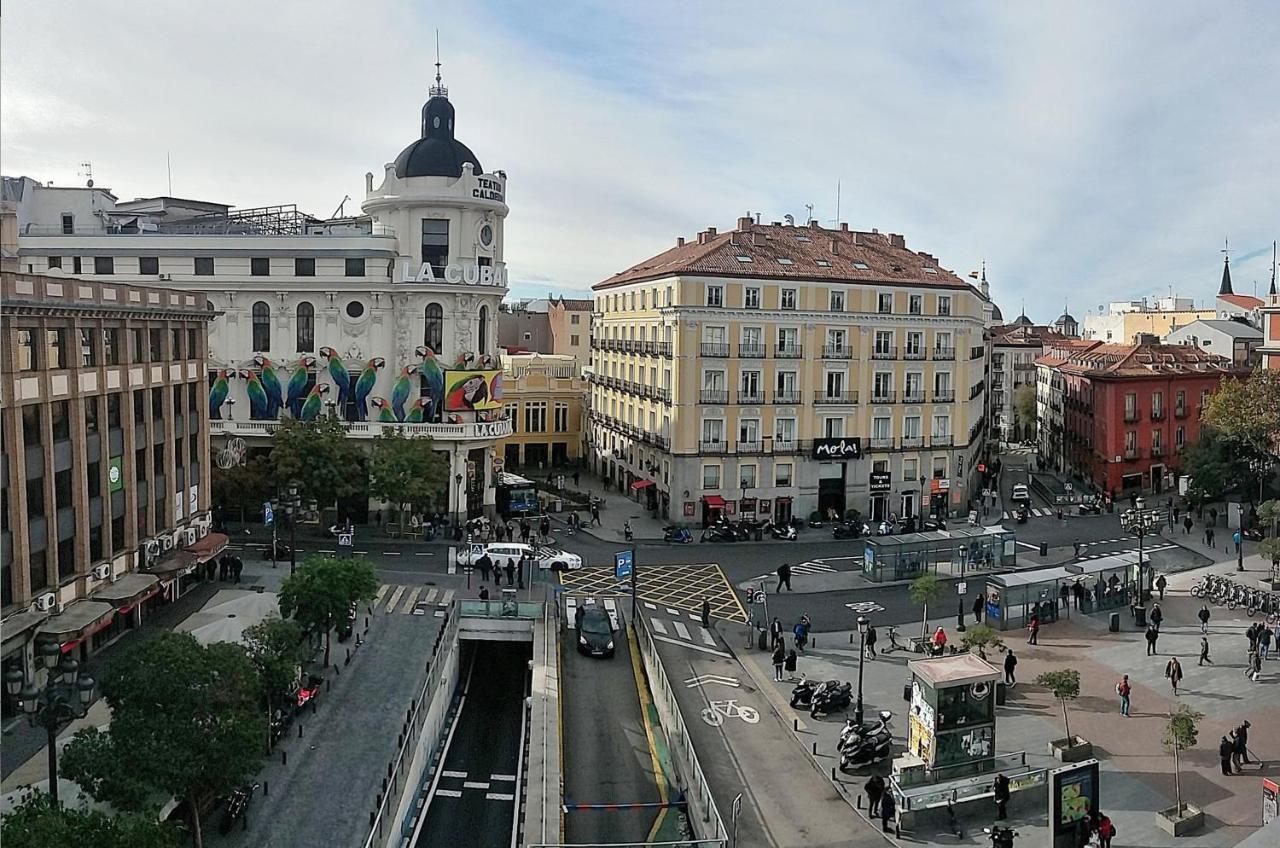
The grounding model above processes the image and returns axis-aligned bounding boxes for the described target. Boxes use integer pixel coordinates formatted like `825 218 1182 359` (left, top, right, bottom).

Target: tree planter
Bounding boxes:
1047 736 1093 763
1157 803 1204 836
1258 577 1280 591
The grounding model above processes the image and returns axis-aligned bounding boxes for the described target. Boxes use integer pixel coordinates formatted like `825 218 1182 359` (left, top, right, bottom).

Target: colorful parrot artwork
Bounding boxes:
319 347 350 412
241 369 270 420
299 383 329 421
209 369 234 420
415 346 445 423
286 355 316 419
390 365 417 422
454 352 476 370
368 397 397 423
254 354 285 419
351 357 385 422
403 397 428 423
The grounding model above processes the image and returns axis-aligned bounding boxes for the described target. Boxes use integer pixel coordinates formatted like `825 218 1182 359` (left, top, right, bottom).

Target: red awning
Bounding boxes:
630 479 655 491
185 532 229 563
702 495 727 508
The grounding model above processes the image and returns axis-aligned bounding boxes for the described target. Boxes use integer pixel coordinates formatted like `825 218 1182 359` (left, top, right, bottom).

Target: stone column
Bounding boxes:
449 447 468 527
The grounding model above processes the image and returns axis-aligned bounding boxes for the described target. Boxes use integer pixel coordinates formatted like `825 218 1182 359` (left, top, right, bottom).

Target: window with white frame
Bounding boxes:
932 456 947 478
702 419 724 444
872 417 892 439
524 401 548 433
774 417 796 446
704 325 727 344
874 330 893 354
775 462 793 486
740 465 757 488
554 402 569 432
905 332 923 356
826 328 846 352
905 372 923 400
744 287 761 309
780 289 797 310
702 370 725 390
824 417 843 438
742 326 763 349
909 294 922 315
829 290 845 311
903 416 921 438
777 327 798 352
931 414 950 437
703 465 721 489
825 370 845 397
739 419 759 446
878 292 893 313
903 457 918 481
935 331 952 352
707 285 723 307
873 371 894 398
776 370 797 397
937 295 952 316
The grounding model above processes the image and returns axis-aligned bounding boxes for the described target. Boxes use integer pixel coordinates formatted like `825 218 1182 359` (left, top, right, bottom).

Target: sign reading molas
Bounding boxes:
812 437 862 460
400 261 508 286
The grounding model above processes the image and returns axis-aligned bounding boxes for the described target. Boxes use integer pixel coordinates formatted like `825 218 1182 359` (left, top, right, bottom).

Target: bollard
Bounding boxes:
346 649 352 666
812 741 818 755
794 718 799 732
243 815 248 831
856 795 862 809
282 750 288 766
327 679 332 692
813 636 817 648
299 724 304 738
370 812 376 829
849 633 855 645
831 766 837 781
262 780 269 797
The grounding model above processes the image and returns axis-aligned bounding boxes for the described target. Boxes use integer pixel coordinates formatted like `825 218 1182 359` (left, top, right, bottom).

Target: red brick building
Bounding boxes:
1036 342 1239 496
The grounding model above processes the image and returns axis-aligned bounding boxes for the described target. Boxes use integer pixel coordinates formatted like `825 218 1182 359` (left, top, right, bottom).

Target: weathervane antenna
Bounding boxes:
430 30 447 97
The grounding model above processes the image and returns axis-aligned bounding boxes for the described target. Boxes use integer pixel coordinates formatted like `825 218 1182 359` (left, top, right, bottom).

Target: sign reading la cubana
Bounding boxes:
812 437 862 460
400 260 508 286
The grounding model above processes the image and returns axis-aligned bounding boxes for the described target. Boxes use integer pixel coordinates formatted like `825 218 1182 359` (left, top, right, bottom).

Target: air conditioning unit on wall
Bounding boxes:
185 527 197 546
34 592 56 612
92 564 111 580
161 534 175 552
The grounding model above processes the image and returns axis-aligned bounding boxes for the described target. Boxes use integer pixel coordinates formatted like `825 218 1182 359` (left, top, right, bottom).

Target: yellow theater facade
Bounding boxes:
589 218 989 526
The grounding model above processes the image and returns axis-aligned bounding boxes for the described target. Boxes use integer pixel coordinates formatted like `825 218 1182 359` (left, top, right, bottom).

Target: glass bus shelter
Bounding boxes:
982 553 1136 631
862 526 1017 583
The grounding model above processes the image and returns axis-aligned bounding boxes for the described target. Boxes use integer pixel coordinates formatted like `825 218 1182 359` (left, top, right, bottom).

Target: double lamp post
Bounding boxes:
270 481 302 575
4 642 96 806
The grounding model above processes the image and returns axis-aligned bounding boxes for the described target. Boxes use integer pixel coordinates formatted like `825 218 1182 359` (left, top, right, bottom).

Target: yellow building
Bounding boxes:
589 218 989 525
497 353 586 472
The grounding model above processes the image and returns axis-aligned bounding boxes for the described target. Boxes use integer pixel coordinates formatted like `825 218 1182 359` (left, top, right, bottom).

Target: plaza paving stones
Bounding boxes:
559 562 747 622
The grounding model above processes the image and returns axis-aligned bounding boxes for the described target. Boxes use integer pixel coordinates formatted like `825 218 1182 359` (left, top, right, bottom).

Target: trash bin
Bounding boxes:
1039 542 1049 557
1109 612 1120 632
757 627 769 651
1133 605 1147 628
903 681 912 702
996 681 1007 705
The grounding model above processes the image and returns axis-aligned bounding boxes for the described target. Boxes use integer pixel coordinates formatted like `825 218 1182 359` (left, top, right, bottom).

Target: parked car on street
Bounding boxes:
471 542 583 571
1011 483 1030 504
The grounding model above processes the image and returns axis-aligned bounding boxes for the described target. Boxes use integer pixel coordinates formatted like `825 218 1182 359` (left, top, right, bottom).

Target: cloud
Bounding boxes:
3 1 1277 319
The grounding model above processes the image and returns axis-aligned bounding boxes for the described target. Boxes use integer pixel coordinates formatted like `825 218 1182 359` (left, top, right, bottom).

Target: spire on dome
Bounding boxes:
1219 238 1234 295
430 30 448 98
1271 241 1277 297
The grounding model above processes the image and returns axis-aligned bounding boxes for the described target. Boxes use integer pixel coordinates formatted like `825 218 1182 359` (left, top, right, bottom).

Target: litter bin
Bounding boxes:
996 681 1007 705
1109 612 1120 632
1039 541 1049 557
902 681 912 702
1132 605 1147 628
757 627 769 651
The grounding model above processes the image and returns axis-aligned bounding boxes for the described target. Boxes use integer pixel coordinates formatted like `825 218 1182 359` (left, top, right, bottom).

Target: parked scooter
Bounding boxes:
700 522 737 543
810 680 853 718
765 521 798 541
832 520 868 540
836 710 894 752
789 677 820 709
219 782 261 834
838 722 894 771
663 525 693 544
261 540 293 561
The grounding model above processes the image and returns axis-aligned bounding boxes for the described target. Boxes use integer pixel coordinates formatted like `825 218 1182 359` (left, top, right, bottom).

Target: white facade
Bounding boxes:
1164 319 1262 366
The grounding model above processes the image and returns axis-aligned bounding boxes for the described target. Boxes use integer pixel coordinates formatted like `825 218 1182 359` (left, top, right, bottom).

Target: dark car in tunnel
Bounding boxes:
576 607 616 658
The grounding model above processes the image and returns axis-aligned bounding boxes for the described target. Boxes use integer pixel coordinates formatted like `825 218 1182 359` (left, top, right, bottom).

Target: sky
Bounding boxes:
4 1 1279 321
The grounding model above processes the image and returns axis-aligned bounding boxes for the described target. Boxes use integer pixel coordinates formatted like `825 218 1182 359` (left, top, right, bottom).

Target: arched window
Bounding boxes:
252 301 271 351
478 305 489 355
296 301 314 352
424 303 443 351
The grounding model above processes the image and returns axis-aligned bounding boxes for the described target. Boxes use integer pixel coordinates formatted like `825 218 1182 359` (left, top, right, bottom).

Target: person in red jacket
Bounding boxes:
932 626 948 655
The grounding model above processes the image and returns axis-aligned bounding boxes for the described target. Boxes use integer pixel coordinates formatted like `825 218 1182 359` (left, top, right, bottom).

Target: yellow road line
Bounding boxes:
629 623 669 843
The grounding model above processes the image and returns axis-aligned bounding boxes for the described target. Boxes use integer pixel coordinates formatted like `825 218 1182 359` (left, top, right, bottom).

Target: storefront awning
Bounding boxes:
2 608 51 656
701 495 727 508
145 532 229 577
185 532 229 563
631 479 655 491
35 601 116 645
92 573 159 609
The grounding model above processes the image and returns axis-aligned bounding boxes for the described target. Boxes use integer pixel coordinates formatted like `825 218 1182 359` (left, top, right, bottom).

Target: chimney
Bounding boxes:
697 232 708 245
706 227 717 237
729 232 738 246
809 219 820 228
737 216 753 229
872 228 880 234
771 221 782 227
852 233 862 246
889 234 906 248
840 222 848 231
676 237 685 247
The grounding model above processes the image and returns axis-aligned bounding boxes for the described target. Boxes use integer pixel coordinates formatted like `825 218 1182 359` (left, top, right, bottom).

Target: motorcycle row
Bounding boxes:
789 678 895 773
697 519 799 543
1191 573 1280 622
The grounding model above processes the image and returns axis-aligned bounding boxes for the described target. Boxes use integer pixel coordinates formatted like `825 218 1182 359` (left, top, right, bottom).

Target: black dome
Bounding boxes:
393 94 483 179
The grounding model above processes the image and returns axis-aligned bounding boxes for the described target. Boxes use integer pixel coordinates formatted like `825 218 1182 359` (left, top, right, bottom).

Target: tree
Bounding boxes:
367 430 450 530
210 453 272 525
242 617 311 747
268 417 365 516
279 555 378 667
1034 670 1081 741
1 791 183 848
1012 386 1038 441
1259 499 1280 579
60 633 264 848
1162 704 1204 817
960 623 1004 660
1203 371 1280 502
909 573 945 642
1180 427 1241 508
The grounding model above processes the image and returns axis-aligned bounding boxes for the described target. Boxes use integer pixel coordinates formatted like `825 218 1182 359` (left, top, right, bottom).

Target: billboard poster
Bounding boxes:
443 370 504 411
1050 760 1100 838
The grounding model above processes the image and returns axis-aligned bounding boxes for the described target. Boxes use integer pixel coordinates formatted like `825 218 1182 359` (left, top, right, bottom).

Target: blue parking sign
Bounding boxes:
264 502 274 526
615 550 633 580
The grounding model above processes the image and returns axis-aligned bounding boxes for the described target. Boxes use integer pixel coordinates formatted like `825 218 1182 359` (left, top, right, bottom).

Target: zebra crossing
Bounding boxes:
372 584 455 616
1002 507 1058 519
1075 543 1177 562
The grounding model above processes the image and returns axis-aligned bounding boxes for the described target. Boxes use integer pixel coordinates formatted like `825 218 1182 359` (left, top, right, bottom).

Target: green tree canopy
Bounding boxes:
269 417 365 512
367 430 450 527
909 573 945 641
242 618 310 705
211 453 272 520
279 555 378 667
1 791 182 848
1181 427 1248 507
960 623 1004 659
1034 669 1081 740
60 633 264 848
1203 371 1280 501
1162 704 1204 812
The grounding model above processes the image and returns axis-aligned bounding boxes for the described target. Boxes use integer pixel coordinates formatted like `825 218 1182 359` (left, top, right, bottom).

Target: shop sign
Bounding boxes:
758 499 772 513
812 437 862 460
869 471 892 493
930 478 951 494
683 501 695 517
740 497 757 512
472 175 505 202
725 500 736 515
108 456 124 492
400 260 508 287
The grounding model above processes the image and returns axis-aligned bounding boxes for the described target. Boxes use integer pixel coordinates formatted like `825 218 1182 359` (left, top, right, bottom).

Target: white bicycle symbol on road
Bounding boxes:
701 699 760 727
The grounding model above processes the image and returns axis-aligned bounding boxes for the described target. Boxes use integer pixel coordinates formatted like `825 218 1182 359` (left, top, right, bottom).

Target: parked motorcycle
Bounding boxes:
810 680 853 718
219 782 261 834
700 522 737 543
832 520 867 540
765 521 798 541
836 710 893 752
261 540 293 561
838 725 893 771
1077 499 1103 515
663 525 694 544
789 677 820 709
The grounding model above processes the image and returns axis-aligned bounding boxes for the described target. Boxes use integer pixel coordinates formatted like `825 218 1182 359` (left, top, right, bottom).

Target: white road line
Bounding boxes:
700 628 716 647
463 781 490 789
1015 541 1040 551
486 792 515 801
386 585 406 613
666 607 680 616
442 770 468 778
437 789 462 798
673 621 691 640
643 602 657 610
402 587 422 614
490 773 517 782
650 618 668 635
416 551 433 556
375 585 390 604
384 551 401 556
424 588 439 604
319 549 336 554
651 634 731 658
439 590 454 606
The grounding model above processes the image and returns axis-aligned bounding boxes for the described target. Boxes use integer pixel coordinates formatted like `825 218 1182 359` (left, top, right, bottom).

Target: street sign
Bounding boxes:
957 581 968 595
614 550 634 580
469 543 485 563
338 532 353 547
264 502 274 526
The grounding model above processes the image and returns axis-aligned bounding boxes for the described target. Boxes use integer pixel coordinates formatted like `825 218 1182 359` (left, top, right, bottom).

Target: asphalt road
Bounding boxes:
412 642 530 848
560 620 659 843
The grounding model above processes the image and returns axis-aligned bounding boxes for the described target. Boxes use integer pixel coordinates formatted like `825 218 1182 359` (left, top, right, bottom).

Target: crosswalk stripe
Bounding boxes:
375 585 390 605
385 585 406 613
700 628 716 647
402 587 422 614
442 770 467 779
438 590 453 606
673 621 690 640
643 602 657 610
650 618 668 635
666 608 680 616
437 789 462 798
486 792 515 801
490 774 517 782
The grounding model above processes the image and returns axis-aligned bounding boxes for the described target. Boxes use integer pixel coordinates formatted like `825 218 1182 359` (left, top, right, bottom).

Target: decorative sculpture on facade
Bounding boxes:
286 355 317 418
209 369 235 420
299 383 329 421
253 354 285 419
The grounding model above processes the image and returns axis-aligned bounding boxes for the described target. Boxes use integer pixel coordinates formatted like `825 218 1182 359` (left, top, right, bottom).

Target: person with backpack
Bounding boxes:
864 774 886 818
879 786 897 834
1097 813 1116 848
1116 674 1132 716
1150 603 1164 631
784 648 798 681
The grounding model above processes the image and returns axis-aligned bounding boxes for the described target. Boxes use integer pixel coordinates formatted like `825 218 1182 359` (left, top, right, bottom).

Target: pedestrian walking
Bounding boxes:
793 615 810 652
1247 622 1260 654
784 648 798 680
1026 613 1040 645
1248 649 1262 681
1097 814 1115 848
777 562 793 591
1198 604 1210 634
1155 573 1167 601
218 554 229 581
1199 636 1213 666
1145 624 1159 656
701 598 711 629
1236 721 1252 765
479 586 490 601
590 501 600 527
1059 583 1070 611
232 556 243 584
771 644 785 681
865 774 886 817
1219 736 1234 776
1164 656 1183 695
1116 674 1132 716
973 594 985 622
478 552 492 583
992 773 1010 820
932 626 948 656
865 625 878 660
575 602 585 630
504 557 516 586
1150 603 1163 631
1073 539 1081 558
1233 529 1242 556
1206 526 1216 548
1072 581 1085 610
879 787 897 834
539 516 550 543
769 616 783 650
1004 649 1018 686
573 471 580 488
1183 515 1194 534
1259 625 1273 661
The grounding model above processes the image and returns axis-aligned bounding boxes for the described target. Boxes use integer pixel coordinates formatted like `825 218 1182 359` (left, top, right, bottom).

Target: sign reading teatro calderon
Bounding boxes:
812 437 862 460
400 261 508 287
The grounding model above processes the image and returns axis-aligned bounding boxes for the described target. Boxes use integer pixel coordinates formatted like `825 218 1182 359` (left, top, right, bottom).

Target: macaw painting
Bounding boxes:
209 369 235 420
299 383 330 421
241 369 271 420
286 355 317 419
351 357 386 422
319 347 350 410
253 354 286 419
415 346 445 424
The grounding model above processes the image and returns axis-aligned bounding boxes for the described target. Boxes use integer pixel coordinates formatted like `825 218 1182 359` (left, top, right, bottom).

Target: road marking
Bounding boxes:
486 792 516 801
386 585 406 613
846 601 886 614
402 587 422 614
438 590 453 606
673 621 690 640
437 789 462 797
685 674 739 689
643 601 657 610
700 628 716 647
666 607 680 616
490 774 517 782
375 585 390 605
319 549 336 554
463 781 490 789
651 634 730 658
1015 541 1040 550
416 551 434 556
792 561 837 575
649 617 668 635
442 770 468 778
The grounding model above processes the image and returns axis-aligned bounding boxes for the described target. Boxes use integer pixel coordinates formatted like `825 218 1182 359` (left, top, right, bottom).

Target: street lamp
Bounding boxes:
269 496 280 569
854 615 869 727
287 482 301 575
5 643 95 806
454 473 465 532
1120 508 1157 602
957 544 968 632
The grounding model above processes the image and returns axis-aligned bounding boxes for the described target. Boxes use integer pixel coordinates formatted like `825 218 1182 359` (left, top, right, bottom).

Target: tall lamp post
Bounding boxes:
454 473 465 535
854 615 869 727
1120 507 1157 602
287 482 301 575
957 544 968 632
4 642 95 806
269 496 280 568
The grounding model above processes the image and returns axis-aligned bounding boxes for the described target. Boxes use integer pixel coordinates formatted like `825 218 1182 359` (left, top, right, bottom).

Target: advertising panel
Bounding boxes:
444 370 504 411
812 437 862 460
1050 760 1100 840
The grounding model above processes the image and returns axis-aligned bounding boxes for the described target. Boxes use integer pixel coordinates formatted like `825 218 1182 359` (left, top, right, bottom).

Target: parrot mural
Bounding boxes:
403 397 429 423
351 357 386 422
369 397 398 423
390 364 417 422
286 355 316 419
318 347 350 413
253 354 286 419
241 369 270 420
454 352 476 370
299 383 330 421
415 346 445 423
209 369 234 420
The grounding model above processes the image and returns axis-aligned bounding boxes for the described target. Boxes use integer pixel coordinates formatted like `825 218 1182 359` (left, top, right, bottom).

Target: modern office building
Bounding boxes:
4 69 512 522
589 218 989 525
496 353 586 472
1 269 218 708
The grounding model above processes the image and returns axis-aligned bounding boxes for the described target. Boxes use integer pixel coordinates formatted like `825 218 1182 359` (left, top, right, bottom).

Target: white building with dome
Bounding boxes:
5 73 512 522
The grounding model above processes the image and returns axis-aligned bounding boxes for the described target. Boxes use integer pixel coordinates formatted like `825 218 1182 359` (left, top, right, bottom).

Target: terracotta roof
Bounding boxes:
553 297 594 310
1038 342 1234 378
1217 293 1263 309
991 324 1067 346
594 221 975 292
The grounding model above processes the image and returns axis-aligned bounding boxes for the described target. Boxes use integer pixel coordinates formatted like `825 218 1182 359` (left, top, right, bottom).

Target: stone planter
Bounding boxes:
1047 736 1093 763
1257 577 1280 592
1156 803 1204 836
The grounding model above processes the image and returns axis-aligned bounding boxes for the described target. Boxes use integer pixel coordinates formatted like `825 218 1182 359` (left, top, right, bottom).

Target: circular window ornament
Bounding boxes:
479 223 494 248
969 681 991 700
108 464 122 486
433 116 441 129
345 301 365 319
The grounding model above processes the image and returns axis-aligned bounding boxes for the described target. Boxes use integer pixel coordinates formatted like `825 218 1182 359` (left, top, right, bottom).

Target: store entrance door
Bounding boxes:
870 494 888 522
817 462 847 521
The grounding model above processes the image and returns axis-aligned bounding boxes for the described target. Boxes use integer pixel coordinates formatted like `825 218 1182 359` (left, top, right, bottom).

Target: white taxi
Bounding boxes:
470 542 583 572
